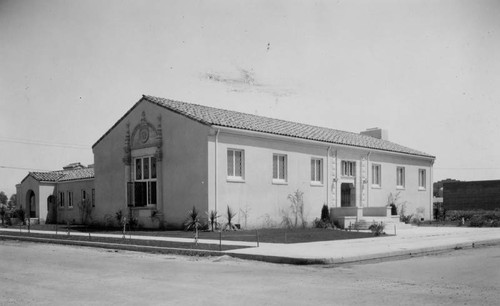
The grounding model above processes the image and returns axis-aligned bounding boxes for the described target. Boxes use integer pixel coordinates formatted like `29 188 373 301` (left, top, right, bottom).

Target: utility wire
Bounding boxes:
0 165 51 172
435 167 500 170
0 137 89 149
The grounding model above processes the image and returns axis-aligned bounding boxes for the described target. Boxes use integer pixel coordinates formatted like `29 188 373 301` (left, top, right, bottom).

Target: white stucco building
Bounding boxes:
18 95 435 229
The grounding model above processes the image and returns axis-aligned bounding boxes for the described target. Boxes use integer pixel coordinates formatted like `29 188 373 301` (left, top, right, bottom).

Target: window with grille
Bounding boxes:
397 166 405 188
372 164 381 187
134 156 157 207
273 154 287 182
227 149 244 179
341 161 356 177
418 169 426 190
311 158 323 184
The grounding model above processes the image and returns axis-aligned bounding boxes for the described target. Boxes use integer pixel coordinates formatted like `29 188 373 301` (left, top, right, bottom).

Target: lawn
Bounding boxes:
6 223 374 244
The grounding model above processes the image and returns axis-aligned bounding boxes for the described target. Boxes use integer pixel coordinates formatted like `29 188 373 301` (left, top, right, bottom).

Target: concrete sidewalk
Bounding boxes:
0 228 262 247
225 227 500 264
1 227 499 265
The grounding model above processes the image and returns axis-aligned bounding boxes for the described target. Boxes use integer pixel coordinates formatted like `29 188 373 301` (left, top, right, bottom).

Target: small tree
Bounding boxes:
206 209 220 232
222 205 238 231
7 194 16 209
0 203 6 226
0 191 7 205
321 203 330 222
184 206 202 231
287 189 306 228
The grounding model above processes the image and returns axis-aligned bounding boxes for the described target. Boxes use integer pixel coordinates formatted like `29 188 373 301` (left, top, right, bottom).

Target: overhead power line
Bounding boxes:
435 167 500 170
0 165 51 172
0 137 89 149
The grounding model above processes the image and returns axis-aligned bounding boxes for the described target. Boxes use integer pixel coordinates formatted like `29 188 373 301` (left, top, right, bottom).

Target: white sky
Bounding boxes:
1 0 500 197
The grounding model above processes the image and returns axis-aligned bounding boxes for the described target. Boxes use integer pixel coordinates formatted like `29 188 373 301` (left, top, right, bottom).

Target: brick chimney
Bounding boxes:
360 128 388 140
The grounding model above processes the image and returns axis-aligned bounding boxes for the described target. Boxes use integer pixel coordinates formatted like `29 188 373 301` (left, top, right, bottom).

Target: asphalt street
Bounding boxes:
1 240 499 305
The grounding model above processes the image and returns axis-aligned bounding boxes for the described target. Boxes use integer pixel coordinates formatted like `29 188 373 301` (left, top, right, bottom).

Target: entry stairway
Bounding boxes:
349 216 414 231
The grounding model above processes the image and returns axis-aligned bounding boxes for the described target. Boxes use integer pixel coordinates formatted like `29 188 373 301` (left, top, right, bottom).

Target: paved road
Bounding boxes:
1 240 499 305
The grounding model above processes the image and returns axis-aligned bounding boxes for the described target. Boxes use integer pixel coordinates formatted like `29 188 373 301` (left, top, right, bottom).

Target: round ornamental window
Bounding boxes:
139 128 149 143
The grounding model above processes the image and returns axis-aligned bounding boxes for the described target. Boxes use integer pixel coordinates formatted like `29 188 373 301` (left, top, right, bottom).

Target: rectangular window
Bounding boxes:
227 149 244 179
135 158 142 180
134 156 157 206
418 169 426 189
311 158 323 184
372 164 381 187
68 191 73 208
397 167 405 188
151 157 157 179
59 192 65 208
91 189 95 207
273 154 287 181
341 161 356 177
81 189 86 201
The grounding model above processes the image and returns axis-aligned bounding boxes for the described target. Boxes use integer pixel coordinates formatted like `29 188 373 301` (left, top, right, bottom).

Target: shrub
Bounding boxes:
321 204 330 222
446 210 475 222
469 215 486 227
368 222 385 236
12 207 26 225
400 213 413 224
313 218 334 229
446 210 500 227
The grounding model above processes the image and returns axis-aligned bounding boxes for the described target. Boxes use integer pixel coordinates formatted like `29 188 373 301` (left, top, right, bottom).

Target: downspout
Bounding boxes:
326 147 331 206
334 150 338 207
367 151 371 207
214 129 220 215
429 159 434 220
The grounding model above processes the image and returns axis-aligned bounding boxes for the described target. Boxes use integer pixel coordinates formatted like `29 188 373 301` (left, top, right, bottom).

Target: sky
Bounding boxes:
1 0 500 197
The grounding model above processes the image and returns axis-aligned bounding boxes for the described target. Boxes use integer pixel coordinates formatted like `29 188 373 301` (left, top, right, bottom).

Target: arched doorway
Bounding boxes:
26 190 36 218
46 195 56 224
341 183 356 207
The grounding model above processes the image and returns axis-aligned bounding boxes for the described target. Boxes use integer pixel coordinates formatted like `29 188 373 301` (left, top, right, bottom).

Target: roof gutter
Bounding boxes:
212 125 436 161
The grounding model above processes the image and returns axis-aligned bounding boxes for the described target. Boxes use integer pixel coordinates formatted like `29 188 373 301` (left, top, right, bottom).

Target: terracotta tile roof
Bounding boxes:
29 168 94 182
143 95 434 158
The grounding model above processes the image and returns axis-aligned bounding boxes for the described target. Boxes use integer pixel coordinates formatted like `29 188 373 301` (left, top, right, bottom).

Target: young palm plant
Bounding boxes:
223 205 238 231
184 206 202 232
206 209 220 232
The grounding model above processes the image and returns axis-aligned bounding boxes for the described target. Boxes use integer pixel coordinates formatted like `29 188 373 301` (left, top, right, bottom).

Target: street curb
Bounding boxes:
2 234 500 266
0 234 225 257
225 238 500 265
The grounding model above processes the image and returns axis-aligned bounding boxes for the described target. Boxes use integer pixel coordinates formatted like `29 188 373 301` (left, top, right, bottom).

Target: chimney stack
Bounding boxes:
360 128 388 140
